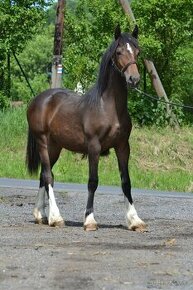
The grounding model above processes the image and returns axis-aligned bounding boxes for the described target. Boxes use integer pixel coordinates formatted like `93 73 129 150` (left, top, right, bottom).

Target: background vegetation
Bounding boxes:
1 107 193 192
0 0 193 125
0 0 193 192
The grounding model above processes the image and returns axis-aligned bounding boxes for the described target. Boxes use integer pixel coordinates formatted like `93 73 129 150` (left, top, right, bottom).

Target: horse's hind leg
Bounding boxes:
115 142 147 232
33 170 57 225
84 138 101 231
33 136 64 227
33 176 48 225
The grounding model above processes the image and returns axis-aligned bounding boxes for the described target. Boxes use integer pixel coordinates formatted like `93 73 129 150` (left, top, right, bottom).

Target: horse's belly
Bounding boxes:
50 128 87 153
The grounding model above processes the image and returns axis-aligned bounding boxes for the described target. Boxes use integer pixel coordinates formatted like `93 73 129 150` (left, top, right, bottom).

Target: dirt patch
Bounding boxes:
0 187 193 289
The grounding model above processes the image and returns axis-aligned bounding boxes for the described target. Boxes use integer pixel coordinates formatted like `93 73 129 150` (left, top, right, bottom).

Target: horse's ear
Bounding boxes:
132 25 138 39
115 24 121 40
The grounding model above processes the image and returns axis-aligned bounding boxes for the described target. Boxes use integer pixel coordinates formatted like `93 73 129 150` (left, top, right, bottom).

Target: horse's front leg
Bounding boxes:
84 138 101 231
115 142 147 232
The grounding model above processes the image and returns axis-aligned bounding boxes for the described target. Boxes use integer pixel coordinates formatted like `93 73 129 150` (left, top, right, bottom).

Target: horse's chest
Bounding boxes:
109 122 121 138
101 122 121 148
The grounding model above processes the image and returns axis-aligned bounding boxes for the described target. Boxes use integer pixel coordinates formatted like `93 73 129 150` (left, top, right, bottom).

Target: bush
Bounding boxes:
0 91 10 110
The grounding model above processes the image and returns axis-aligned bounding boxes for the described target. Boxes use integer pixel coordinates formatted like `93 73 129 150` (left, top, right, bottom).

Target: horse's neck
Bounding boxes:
102 69 128 116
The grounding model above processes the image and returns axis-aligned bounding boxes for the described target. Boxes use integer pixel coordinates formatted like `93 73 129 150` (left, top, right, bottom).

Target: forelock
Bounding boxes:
119 33 139 48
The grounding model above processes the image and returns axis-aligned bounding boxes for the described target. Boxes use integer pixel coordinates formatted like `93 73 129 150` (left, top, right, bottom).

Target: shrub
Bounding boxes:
0 91 10 109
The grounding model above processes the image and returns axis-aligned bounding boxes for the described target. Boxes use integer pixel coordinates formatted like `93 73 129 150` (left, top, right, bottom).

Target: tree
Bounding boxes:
11 25 54 101
63 0 129 90
6 0 193 125
0 0 52 102
132 0 193 97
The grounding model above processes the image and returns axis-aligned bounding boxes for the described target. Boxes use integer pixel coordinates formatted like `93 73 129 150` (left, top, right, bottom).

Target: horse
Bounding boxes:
26 24 147 232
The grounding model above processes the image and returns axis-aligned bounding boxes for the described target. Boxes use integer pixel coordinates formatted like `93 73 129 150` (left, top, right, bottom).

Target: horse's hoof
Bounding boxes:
84 223 98 231
33 208 48 225
35 217 48 225
49 218 65 227
129 222 148 232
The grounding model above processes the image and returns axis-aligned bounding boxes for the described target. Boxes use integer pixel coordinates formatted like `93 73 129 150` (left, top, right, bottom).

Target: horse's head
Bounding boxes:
112 24 140 88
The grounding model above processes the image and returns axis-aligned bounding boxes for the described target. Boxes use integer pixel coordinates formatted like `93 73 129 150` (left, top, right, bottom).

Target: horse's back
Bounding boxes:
28 88 80 111
27 88 88 152
27 88 81 129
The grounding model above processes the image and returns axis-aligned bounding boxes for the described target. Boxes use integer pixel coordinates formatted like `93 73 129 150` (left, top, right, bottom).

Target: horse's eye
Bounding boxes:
116 51 121 56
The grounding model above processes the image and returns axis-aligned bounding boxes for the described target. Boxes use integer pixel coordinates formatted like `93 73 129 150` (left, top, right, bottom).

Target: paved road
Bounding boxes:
0 177 192 198
0 178 193 290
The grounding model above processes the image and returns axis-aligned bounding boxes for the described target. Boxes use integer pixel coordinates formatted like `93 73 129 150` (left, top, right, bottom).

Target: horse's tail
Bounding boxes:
26 129 40 175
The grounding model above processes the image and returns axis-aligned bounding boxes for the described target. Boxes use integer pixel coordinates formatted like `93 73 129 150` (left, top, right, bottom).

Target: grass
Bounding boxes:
0 106 193 192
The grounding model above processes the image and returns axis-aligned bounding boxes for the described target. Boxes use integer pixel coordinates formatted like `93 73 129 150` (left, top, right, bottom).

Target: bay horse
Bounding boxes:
26 25 147 232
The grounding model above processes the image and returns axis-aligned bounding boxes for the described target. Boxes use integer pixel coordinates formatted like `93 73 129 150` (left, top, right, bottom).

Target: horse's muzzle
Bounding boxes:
127 75 140 88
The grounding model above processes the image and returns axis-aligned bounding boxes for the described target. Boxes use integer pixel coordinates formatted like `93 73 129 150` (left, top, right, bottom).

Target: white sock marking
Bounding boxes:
125 199 144 228
48 184 63 224
84 212 97 226
33 186 47 221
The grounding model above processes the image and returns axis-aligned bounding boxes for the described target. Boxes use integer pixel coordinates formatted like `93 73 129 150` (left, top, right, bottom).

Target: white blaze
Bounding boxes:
126 43 133 54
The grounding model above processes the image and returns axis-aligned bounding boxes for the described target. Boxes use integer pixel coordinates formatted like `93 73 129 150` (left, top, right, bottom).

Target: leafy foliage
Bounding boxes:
0 91 10 109
1 0 193 126
0 0 49 53
63 0 193 125
11 25 54 101
0 0 52 99
63 0 129 90
131 0 193 124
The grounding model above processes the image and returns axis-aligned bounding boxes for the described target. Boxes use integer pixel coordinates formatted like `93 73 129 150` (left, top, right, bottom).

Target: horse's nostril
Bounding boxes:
129 76 139 83
128 76 140 87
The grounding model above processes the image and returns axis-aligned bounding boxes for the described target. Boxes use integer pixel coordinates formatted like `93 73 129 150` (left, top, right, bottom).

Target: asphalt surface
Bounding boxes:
1 177 193 198
0 178 193 290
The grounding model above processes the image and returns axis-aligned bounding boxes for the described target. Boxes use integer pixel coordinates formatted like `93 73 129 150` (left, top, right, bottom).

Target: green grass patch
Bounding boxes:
0 106 193 192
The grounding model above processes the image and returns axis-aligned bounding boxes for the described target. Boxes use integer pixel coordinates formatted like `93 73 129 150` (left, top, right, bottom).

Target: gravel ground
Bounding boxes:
0 184 193 290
